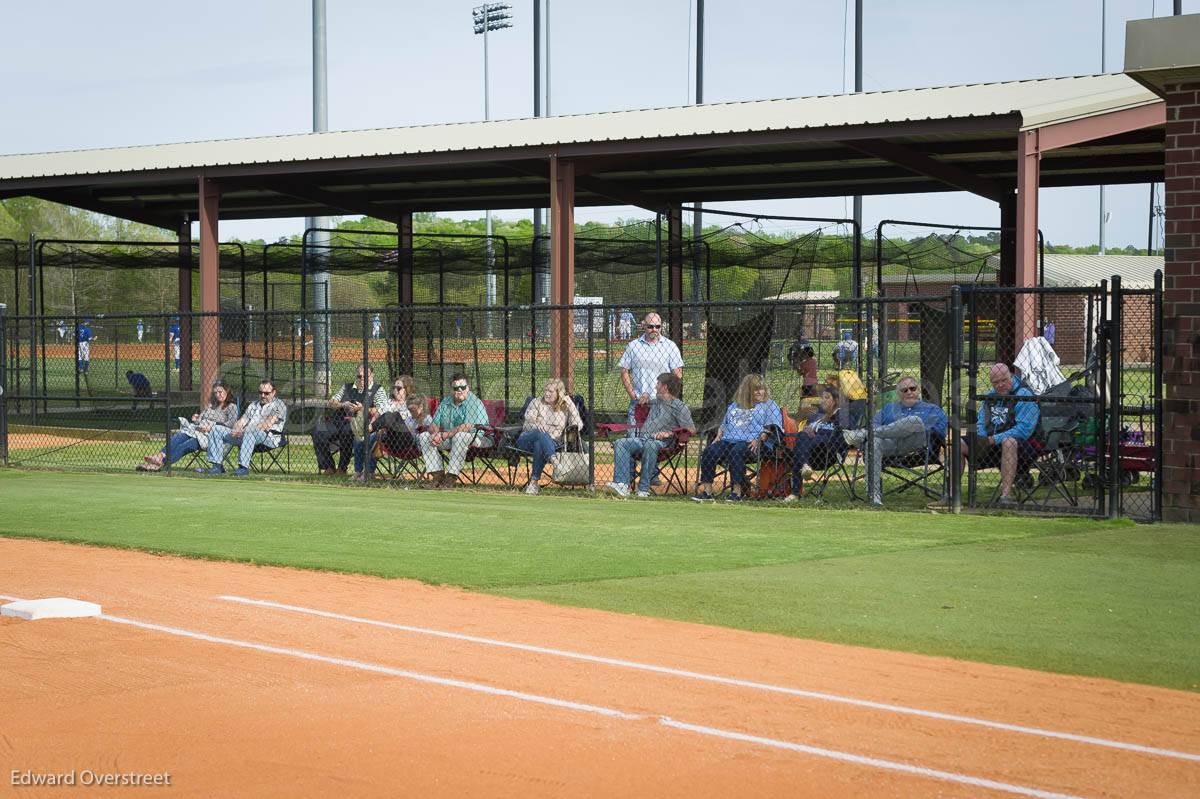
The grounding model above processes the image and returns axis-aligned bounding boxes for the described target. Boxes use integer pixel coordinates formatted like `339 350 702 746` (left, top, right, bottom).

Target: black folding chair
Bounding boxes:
880 432 946 500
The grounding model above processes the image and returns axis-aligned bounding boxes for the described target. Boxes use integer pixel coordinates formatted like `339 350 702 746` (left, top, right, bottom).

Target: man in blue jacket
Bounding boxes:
963 362 1040 506
843 374 948 458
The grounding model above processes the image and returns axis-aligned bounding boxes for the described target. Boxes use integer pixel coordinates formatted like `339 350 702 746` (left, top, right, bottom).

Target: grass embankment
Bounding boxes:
0 469 1196 690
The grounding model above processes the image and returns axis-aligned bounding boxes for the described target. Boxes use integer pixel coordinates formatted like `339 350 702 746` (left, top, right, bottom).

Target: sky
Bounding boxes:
2 0 1195 248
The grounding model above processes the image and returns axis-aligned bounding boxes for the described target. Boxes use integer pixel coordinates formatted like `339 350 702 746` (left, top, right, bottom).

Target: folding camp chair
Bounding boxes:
880 432 946 500
224 436 290 474
462 399 512 487
374 396 437 482
504 395 590 488
595 403 691 495
805 441 861 501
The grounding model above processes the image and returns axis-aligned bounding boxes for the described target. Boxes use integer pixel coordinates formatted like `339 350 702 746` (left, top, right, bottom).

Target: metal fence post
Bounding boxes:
164 311 173 474
949 286 962 513
1108 274 1122 519
587 304 595 489
1096 280 1108 518
866 296 881 505
966 288 978 506
27 234 37 424
0 302 7 466
1153 269 1164 521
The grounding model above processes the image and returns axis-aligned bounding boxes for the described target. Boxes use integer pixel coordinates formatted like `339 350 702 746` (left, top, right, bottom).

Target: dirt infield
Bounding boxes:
1 537 1197 798
5 433 93 451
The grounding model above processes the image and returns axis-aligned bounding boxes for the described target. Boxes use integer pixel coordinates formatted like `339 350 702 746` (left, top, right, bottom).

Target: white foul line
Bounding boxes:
657 718 1084 799
1 591 1089 799
216 594 1200 764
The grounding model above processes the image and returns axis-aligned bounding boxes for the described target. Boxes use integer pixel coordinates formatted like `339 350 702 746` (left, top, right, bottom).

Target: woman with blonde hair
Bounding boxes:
516 377 583 495
693 373 782 502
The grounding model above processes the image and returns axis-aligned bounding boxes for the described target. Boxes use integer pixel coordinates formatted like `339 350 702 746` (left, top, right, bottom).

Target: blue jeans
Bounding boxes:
699 439 753 489
516 429 558 480
162 431 200 467
209 426 276 470
790 431 846 493
353 432 380 475
612 437 666 492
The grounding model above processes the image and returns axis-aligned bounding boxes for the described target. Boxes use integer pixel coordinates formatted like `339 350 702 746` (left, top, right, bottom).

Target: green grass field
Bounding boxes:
0 469 1195 691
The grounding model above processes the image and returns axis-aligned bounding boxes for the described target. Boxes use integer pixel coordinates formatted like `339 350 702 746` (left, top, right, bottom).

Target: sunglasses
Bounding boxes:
259 390 273 395
645 324 662 330
899 385 919 393
452 384 468 391
393 385 406 391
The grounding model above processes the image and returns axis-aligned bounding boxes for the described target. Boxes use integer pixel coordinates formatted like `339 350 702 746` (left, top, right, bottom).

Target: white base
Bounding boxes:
1 598 102 620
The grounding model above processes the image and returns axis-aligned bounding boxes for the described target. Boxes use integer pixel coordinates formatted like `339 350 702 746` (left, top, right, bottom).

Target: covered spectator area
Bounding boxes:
0 73 1166 395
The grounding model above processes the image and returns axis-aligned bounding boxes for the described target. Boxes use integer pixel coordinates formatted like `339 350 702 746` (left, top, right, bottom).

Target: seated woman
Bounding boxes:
352 376 429 481
782 384 847 502
138 381 236 471
516 377 583 495
693 373 783 503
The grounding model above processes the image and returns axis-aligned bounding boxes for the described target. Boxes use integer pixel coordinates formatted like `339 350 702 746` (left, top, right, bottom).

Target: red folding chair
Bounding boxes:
463 399 512 487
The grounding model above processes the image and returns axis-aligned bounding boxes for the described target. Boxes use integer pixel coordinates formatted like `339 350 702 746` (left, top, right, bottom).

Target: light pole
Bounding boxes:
473 3 513 330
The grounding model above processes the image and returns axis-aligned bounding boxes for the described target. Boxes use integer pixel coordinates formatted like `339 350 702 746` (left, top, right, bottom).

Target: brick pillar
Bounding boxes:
1162 81 1200 522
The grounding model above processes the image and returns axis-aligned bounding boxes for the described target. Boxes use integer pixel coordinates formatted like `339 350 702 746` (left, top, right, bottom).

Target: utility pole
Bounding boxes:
309 0 330 390
691 0 704 334
852 0 863 299
1099 0 1107 254
473 3 513 331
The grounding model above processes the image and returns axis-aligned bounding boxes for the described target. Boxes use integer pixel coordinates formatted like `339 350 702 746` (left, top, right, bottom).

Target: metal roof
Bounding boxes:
0 74 1164 228
987 253 1162 288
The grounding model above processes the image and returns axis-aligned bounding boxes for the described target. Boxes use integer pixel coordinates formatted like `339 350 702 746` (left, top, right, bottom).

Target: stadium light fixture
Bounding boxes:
471 3 514 326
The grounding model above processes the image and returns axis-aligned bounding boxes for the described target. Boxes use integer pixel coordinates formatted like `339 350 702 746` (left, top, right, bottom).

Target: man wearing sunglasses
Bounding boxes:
313 365 386 476
202 380 287 476
842 375 947 457
417 373 490 489
618 312 684 429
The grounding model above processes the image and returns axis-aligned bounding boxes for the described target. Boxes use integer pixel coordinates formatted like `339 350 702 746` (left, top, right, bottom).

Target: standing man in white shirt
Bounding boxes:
618 312 684 428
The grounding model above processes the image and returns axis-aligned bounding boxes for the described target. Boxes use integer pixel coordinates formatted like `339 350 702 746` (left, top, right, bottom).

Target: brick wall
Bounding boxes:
1163 81 1200 522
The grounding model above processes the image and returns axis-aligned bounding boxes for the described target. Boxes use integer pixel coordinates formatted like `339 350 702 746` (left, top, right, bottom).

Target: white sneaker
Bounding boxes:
524 481 540 495
636 490 650 498
604 481 630 498
781 494 799 503
843 428 867 447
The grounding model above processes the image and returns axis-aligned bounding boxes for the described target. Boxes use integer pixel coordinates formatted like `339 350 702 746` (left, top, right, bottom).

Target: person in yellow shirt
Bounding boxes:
827 351 867 427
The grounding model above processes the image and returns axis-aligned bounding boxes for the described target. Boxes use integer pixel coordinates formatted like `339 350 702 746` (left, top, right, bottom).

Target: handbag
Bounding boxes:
551 451 591 486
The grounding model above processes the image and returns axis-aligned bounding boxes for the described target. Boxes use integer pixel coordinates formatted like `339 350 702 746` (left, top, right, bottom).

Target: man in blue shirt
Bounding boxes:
76 319 95 374
962 363 1040 507
167 318 181 370
418 372 491 489
843 374 948 458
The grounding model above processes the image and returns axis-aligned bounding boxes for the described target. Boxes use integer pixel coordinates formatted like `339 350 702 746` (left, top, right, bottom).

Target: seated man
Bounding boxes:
960 363 1040 507
417 373 490 489
314 365 386 476
126 370 152 408
843 374 948 458
604 372 696 498
202 379 287 476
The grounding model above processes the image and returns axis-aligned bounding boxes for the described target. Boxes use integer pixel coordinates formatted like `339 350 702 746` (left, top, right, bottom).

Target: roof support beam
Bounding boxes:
505 161 667 213
25 190 173 230
1032 101 1165 152
549 155 575 391
248 179 392 220
842 138 1007 201
197 176 221 399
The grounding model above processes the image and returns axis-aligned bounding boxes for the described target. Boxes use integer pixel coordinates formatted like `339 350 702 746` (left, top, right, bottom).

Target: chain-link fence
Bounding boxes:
0 282 1161 519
